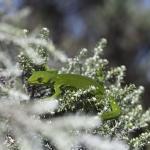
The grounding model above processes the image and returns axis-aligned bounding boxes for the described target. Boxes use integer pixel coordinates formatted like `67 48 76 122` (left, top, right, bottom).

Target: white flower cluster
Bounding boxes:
61 38 108 79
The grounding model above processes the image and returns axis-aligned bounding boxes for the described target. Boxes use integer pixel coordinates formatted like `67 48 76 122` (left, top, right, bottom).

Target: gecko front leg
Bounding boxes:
52 82 62 98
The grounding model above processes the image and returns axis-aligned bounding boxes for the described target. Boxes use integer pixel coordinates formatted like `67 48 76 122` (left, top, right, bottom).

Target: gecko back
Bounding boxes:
56 74 104 95
56 74 98 88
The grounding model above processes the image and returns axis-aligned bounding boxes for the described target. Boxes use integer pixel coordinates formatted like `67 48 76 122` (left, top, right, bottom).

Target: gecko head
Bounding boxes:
28 71 57 85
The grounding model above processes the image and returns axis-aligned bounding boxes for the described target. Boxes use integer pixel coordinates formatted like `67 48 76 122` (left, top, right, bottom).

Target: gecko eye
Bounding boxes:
37 77 43 83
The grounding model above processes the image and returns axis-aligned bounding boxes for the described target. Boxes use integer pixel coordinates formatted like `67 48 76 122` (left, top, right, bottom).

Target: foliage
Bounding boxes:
0 25 149 150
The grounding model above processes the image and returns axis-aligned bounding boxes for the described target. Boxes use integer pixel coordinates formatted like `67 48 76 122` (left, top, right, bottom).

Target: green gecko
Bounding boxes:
28 70 121 120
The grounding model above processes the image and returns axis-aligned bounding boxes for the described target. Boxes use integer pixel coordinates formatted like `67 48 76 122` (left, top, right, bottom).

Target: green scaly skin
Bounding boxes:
28 70 121 120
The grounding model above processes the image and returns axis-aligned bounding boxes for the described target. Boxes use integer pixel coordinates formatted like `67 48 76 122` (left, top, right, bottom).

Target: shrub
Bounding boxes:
0 25 149 150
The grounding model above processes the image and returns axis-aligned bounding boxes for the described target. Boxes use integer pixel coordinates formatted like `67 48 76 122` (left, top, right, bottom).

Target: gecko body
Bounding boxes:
28 70 121 120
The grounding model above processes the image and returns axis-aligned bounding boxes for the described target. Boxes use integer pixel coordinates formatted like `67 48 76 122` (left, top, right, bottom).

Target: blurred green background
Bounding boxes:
0 0 150 108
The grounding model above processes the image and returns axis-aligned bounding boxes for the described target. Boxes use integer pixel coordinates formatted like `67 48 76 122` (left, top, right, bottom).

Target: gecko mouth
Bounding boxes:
28 77 48 85
28 81 45 85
